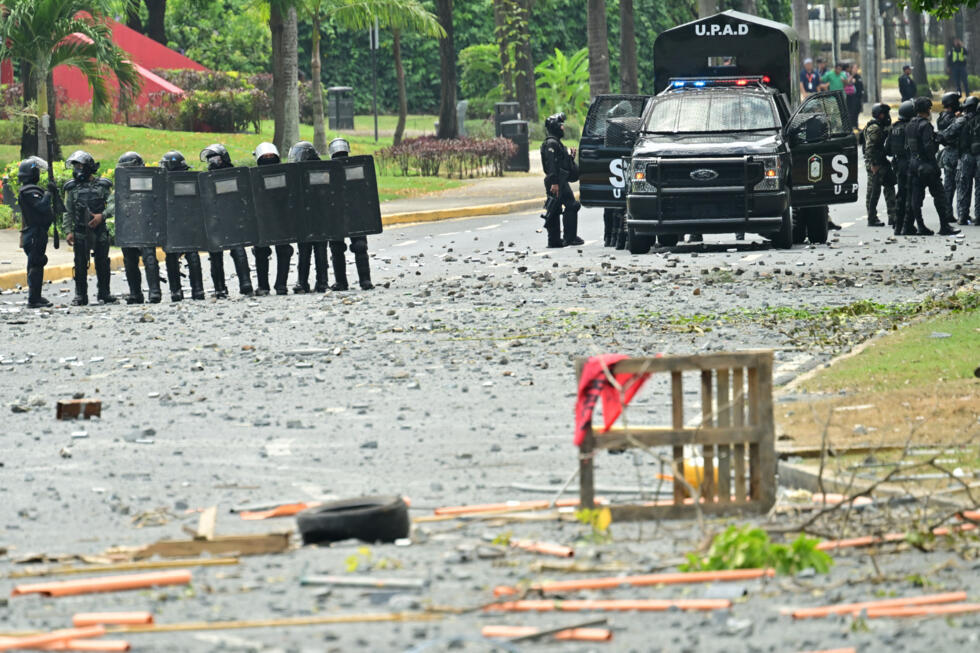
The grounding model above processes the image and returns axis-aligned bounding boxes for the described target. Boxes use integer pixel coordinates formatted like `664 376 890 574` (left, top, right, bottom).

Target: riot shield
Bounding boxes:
249 163 302 246
295 159 344 242
113 167 166 248
338 155 383 237
164 171 208 253
199 167 259 250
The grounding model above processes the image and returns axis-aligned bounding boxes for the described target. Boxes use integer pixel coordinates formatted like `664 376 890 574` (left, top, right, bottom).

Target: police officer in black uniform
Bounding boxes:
885 100 915 236
906 97 961 236
863 103 895 227
952 96 979 226
63 150 116 305
937 92 962 219
16 157 57 308
540 112 583 248
288 141 329 293
327 138 373 291
159 150 206 301
114 152 163 304
251 142 293 295
200 144 254 297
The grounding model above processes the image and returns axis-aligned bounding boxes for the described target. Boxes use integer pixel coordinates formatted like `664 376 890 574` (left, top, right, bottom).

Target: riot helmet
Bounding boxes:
288 141 320 163
545 112 566 139
941 92 961 110
328 138 350 159
200 143 232 170
963 96 979 113
913 96 933 116
116 151 144 168
871 103 891 125
65 150 99 182
252 142 280 166
898 100 915 121
160 150 190 171
17 156 46 185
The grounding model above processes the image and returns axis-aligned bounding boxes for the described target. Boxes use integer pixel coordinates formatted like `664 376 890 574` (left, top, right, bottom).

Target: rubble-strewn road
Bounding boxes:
1 200 978 652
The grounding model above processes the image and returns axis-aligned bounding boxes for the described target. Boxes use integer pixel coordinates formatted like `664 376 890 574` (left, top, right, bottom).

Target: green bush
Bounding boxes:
0 120 20 145
460 44 501 100
177 89 262 133
681 525 833 575
535 47 590 126
0 203 16 229
57 120 85 145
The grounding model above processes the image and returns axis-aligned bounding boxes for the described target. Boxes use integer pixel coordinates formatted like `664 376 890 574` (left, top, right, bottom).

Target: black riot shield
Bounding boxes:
113 167 166 248
199 167 259 250
164 171 208 253
249 163 302 246
338 155 383 237
295 159 345 242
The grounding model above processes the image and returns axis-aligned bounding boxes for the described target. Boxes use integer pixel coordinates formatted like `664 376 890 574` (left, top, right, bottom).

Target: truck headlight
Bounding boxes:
630 158 656 194
753 156 781 191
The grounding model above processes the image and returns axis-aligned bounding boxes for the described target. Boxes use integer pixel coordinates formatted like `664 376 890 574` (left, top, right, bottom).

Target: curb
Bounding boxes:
0 197 548 292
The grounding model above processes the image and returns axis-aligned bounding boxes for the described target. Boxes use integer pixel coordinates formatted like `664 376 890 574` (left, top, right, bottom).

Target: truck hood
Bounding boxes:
633 131 782 157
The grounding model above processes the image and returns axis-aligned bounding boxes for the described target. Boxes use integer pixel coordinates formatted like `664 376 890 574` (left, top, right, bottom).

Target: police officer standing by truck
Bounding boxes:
906 97 961 236
63 150 116 305
863 103 895 227
937 92 962 220
952 97 979 226
886 101 916 235
16 157 58 308
540 112 583 248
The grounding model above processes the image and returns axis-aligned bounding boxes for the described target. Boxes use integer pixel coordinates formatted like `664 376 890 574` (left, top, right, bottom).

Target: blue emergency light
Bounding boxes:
670 76 772 89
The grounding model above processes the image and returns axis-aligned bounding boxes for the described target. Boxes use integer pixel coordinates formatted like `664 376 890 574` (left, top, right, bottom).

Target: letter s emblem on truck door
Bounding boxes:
609 158 625 198
808 154 823 182
830 154 849 184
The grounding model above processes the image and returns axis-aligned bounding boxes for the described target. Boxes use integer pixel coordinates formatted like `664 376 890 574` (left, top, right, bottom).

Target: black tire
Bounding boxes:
770 209 794 249
805 206 829 244
627 227 653 254
657 234 679 247
297 495 410 545
791 208 807 244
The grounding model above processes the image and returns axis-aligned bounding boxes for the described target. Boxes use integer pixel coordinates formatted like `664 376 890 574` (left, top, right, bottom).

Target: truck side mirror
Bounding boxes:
790 114 830 145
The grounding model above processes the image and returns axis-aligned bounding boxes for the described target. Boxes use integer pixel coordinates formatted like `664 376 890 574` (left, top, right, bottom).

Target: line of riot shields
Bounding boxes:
113 155 383 251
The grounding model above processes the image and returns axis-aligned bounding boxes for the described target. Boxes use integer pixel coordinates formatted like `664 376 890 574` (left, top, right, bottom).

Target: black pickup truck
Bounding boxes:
578 11 859 253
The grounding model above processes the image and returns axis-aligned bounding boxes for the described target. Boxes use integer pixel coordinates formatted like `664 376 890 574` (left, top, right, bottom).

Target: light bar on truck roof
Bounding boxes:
670 76 771 89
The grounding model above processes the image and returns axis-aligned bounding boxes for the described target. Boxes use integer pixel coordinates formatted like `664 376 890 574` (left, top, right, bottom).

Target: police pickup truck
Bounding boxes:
578 11 858 253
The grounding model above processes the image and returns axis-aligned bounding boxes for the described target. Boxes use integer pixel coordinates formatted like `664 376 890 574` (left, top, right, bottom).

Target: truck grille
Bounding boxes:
661 194 745 220
654 160 749 188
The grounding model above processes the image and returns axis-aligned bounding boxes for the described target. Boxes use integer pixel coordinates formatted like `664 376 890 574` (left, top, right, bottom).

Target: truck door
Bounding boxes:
577 94 650 208
786 91 859 208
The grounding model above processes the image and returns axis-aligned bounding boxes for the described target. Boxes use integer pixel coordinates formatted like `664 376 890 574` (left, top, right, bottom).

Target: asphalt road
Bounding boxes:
1 190 978 652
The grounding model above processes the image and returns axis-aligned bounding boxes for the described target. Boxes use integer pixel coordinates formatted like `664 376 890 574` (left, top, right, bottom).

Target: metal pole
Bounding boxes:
831 2 841 63
372 17 379 144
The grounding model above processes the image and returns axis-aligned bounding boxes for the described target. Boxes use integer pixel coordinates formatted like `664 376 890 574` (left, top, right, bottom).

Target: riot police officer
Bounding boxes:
863 103 895 227
954 96 979 226
937 91 962 219
16 157 57 308
63 150 116 305
886 100 915 236
288 141 329 293
327 138 373 290
159 150 206 301
906 97 961 236
114 152 163 304
540 112 583 247
251 142 293 295
200 144 254 296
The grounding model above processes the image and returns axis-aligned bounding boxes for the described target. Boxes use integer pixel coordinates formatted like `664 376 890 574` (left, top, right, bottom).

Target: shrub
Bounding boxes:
0 83 23 119
57 120 85 145
299 81 328 126
377 136 516 178
0 203 16 229
0 120 21 145
177 89 263 133
535 47 590 126
929 75 949 92
680 525 833 575
460 44 501 100
2 159 112 198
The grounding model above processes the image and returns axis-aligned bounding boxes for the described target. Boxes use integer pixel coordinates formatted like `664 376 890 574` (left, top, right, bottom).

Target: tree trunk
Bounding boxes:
436 0 458 139
126 3 143 33
270 5 285 151
493 0 514 101
587 0 610 96
619 0 638 94
144 0 167 44
393 29 408 146
47 74 61 161
698 0 717 18
20 60 37 159
907 8 929 89
36 69 48 166
883 8 897 60
792 0 811 63
742 0 757 15
280 6 300 152
967 7 980 76
311 13 327 153
515 0 537 120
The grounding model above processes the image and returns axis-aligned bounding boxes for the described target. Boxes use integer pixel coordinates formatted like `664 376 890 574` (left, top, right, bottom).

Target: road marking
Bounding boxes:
264 439 293 457
476 223 501 231
393 239 418 247
740 253 763 262
440 231 460 236
583 240 598 246
840 221 855 228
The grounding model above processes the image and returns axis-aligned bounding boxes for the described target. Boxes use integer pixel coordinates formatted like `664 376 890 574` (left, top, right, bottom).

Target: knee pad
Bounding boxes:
349 238 368 256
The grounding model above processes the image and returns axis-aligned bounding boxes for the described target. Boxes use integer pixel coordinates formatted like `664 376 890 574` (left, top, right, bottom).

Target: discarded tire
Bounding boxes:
297 495 410 545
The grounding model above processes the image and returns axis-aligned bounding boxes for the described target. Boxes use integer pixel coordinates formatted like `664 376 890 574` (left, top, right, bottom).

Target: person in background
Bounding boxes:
816 57 828 78
947 38 969 96
800 58 819 98
899 65 917 101
820 62 846 93
847 64 864 131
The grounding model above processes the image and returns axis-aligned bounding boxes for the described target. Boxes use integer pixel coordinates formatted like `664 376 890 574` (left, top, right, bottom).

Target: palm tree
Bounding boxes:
907 7 930 91
0 0 140 160
270 1 300 153
792 0 810 62
435 0 455 139
619 0 637 94
586 0 610 96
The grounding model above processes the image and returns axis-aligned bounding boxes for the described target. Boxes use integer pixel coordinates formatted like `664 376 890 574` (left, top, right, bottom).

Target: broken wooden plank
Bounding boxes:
7 557 239 579
56 399 101 421
132 533 292 560
195 506 217 541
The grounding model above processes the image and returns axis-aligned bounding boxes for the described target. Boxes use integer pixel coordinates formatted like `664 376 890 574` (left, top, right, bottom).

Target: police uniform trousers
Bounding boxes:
543 180 580 246
122 247 162 303
329 237 372 290
72 224 112 301
21 220 49 305
866 165 897 224
956 151 979 224
893 157 912 235
209 247 252 297
908 161 951 231
941 148 960 220
294 241 328 293
164 250 204 301
251 244 293 295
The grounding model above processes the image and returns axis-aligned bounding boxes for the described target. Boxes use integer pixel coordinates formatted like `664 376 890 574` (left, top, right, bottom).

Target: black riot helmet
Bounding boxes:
288 141 320 162
328 138 350 159
963 96 979 114
252 142 280 166
898 100 915 121
65 150 99 181
200 143 232 170
17 156 46 185
913 96 934 116
545 112 566 138
941 92 961 110
160 150 190 171
871 103 891 125
116 151 144 168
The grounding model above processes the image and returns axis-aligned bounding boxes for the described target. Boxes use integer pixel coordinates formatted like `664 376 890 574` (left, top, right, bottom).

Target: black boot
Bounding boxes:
166 255 184 302
26 267 52 308
208 252 228 298
253 248 270 296
916 217 934 236
95 253 117 304
313 244 329 292
293 244 311 293
230 249 253 296
187 253 205 300
71 278 88 306
615 215 627 250
939 223 961 235
123 250 143 304
354 251 374 290
274 244 292 295
144 251 162 304
602 210 613 247
562 213 585 246
330 245 349 291
868 216 886 227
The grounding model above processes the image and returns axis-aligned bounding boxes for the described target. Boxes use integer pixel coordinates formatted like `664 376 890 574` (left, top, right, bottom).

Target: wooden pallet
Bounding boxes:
577 351 776 521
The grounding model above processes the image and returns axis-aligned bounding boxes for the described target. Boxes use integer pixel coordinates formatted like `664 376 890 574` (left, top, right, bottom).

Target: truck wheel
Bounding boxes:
771 210 794 249
805 206 829 244
627 227 653 254
657 234 679 247
791 208 807 244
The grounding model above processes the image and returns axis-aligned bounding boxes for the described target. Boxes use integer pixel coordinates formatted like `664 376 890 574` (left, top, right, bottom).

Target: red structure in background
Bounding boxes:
1 15 205 107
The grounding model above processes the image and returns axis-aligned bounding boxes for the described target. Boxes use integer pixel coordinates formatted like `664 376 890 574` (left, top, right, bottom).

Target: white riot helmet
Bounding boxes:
328 138 350 159
252 142 281 166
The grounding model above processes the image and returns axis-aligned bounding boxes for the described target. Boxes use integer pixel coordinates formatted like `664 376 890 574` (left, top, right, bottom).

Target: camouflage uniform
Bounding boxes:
863 119 896 226
955 109 980 225
63 176 115 304
937 108 959 219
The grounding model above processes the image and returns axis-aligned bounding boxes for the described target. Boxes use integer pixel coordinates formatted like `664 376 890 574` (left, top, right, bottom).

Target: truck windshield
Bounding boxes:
644 93 779 133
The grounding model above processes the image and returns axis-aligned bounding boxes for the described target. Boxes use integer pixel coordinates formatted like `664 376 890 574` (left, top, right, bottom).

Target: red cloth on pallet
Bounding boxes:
574 354 653 446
